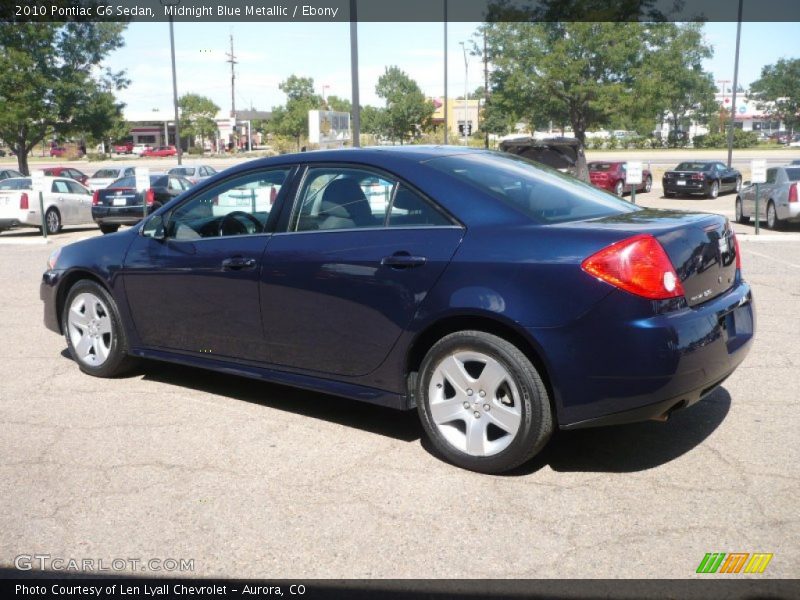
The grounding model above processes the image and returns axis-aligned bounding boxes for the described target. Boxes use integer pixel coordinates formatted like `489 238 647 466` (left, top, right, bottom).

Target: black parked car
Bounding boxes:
91 174 192 234
663 161 742 199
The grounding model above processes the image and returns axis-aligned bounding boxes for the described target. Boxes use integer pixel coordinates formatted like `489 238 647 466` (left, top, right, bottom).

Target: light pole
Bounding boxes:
168 15 182 165
727 0 744 168
350 0 360 147
460 41 468 146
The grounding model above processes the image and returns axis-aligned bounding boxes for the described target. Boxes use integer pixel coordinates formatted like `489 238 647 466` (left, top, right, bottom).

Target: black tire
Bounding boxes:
416 330 553 474
44 207 61 234
735 176 742 193
735 197 750 224
707 180 720 199
664 189 675 198
643 176 652 193
99 224 120 234
62 280 137 377
765 201 781 230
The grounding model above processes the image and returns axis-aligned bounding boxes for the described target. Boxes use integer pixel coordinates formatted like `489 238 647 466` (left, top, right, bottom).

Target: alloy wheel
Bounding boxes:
67 292 113 367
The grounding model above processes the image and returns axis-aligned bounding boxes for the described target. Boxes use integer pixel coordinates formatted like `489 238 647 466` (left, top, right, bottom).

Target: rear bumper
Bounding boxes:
663 180 709 195
92 205 153 225
531 279 755 428
0 218 21 229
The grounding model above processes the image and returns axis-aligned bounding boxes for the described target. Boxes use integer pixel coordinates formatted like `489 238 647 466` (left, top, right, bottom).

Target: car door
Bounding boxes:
122 166 294 360
50 179 76 223
65 180 93 224
259 164 464 377
759 168 778 219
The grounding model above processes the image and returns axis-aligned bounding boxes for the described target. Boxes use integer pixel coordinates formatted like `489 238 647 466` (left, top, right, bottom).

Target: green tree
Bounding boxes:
325 95 352 113
0 22 128 174
750 58 800 134
269 75 323 150
359 105 385 135
375 66 434 144
178 93 220 149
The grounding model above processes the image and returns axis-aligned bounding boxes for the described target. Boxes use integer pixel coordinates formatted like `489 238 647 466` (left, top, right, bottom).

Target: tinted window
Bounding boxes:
766 169 777 184
151 175 168 188
166 168 290 240
426 152 638 224
293 167 391 232
675 162 709 171
388 185 452 227
66 180 87 194
92 169 120 179
111 177 134 188
169 167 196 176
784 168 800 181
589 163 615 172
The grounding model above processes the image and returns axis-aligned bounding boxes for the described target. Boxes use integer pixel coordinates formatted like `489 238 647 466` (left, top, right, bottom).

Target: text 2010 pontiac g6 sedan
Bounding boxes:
41 147 755 473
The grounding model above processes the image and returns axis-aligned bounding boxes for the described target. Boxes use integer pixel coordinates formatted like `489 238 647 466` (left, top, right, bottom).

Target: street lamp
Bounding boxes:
460 41 468 146
168 15 182 165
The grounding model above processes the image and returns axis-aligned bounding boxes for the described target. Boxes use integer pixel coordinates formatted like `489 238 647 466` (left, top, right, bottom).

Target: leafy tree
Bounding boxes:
325 95 352 113
359 105 385 135
269 75 323 150
750 58 800 134
178 93 220 149
375 66 434 144
0 22 128 174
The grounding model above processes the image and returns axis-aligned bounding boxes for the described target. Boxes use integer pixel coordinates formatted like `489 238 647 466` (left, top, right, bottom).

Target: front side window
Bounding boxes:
165 168 290 240
766 169 777 184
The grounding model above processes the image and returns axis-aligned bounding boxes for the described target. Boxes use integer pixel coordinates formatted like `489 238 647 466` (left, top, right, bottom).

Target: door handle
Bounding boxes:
381 253 427 269
221 256 257 271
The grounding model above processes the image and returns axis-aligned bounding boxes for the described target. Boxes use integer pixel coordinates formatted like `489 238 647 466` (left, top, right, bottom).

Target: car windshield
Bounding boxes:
92 169 120 178
426 152 638 224
170 168 196 176
675 162 709 171
785 168 800 181
0 178 31 190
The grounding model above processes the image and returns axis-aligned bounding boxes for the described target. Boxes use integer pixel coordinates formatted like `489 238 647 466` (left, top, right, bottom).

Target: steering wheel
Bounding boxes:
218 211 262 237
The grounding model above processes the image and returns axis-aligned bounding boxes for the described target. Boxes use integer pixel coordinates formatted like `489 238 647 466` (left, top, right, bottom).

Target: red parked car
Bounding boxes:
41 167 89 186
113 141 134 154
142 145 177 158
588 161 652 197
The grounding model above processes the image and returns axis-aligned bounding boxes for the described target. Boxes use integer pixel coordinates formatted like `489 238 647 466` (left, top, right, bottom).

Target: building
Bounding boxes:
431 98 481 137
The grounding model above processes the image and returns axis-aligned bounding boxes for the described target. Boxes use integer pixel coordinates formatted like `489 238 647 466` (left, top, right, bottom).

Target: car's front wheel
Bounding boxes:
416 331 553 474
643 176 652 193
63 280 136 377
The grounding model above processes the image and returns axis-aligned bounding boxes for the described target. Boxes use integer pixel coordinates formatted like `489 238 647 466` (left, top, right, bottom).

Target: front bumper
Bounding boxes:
531 279 755 429
663 179 709 195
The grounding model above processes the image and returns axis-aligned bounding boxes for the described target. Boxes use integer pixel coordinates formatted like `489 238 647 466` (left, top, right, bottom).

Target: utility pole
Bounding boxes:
350 0 360 147
169 16 182 165
727 0 744 168
226 34 237 115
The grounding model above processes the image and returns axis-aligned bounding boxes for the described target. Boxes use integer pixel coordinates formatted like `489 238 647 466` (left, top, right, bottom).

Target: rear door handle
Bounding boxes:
381 253 427 269
221 256 257 271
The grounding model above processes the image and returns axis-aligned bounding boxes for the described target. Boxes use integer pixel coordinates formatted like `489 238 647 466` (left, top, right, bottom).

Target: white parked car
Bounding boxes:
86 166 137 191
0 176 94 235
131 144 151 156
167 164 219 185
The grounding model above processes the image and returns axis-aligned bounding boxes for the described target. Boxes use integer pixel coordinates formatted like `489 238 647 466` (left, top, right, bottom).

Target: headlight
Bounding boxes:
47 247 61 270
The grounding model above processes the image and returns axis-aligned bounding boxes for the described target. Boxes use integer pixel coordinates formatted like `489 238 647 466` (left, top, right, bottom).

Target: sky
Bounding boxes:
108 21 800 117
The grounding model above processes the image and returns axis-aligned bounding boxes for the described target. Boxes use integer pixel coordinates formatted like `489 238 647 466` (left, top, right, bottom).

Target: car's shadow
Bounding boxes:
62 352 731 474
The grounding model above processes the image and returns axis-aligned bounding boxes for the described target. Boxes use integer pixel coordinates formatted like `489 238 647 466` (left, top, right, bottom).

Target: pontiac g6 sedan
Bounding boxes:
41 147 755 473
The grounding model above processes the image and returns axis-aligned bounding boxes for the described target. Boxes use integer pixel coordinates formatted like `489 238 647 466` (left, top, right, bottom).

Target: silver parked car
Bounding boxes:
735 165 800 229
167 165 218 185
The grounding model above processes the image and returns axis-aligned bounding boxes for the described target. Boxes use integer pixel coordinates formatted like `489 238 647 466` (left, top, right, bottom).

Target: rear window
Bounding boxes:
785 168 800 181
151 175 168 187
675 162 709 171
589 163 615 172
111 177 134 188
0 178 30 190
170 168 196 176
92 169 120 179
426 152 638 224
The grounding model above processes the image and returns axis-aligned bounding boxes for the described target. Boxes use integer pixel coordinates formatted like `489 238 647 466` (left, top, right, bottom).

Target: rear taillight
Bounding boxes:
92 190 99 206
145 189 155 206
20 193 29 210
789 183 798 203
581 234 685 300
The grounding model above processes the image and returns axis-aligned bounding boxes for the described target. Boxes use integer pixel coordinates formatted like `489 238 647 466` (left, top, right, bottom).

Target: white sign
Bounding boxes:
308 110 351 148
135 167 150 192
31 170 47 193
751 159 767 184
625 161 643 186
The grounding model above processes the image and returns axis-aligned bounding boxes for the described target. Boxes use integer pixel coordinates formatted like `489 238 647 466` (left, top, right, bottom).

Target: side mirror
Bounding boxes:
141 214 165 240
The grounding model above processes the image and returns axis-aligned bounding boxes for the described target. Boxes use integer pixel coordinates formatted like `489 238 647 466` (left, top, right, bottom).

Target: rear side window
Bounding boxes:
66 181 87 194
426 152 638 224
388 185 452 227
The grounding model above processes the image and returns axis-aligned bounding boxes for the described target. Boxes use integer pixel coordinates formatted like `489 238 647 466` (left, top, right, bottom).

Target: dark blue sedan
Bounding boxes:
41 147 755 473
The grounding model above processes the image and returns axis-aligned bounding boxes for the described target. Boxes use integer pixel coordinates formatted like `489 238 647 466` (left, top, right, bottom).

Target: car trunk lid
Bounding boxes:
97 187 141 207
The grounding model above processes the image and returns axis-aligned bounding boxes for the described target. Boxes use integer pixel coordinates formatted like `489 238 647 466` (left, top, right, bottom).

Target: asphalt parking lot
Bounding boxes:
0 156 798 580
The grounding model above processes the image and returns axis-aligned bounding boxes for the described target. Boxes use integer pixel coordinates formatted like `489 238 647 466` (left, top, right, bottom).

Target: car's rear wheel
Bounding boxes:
44 207 61 234
63 280 136 377
708 180 720 199
614 180 624 197
766 201 781 230
735 197 750 224
416 331 553 474
99 224 119 234
643 176 652 193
